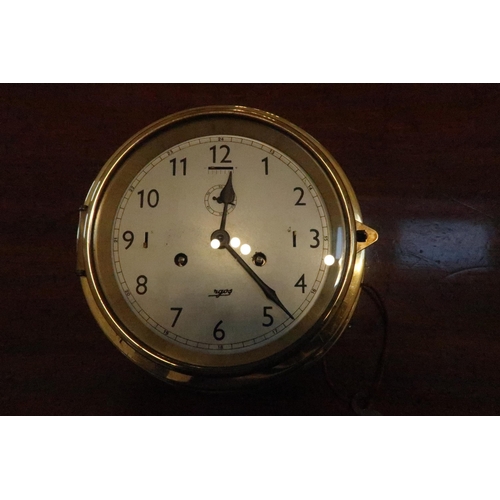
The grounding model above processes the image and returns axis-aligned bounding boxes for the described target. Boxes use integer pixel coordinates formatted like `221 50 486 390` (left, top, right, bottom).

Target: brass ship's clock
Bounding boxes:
77 106 377 390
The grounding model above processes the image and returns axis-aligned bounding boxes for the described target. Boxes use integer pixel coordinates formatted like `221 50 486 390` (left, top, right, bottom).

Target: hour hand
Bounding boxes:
217 171 235 205
216 172 235 231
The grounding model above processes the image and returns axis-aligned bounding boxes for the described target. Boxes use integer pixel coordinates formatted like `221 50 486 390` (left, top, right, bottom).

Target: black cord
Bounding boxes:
360 284 389 407
322 354 351 404
323 283 389 415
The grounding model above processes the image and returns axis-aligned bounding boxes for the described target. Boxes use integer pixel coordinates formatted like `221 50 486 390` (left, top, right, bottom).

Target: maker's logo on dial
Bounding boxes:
208 289 233 298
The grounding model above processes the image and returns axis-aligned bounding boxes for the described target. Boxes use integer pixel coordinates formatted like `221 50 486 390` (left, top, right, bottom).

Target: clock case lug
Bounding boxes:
356 222 378 252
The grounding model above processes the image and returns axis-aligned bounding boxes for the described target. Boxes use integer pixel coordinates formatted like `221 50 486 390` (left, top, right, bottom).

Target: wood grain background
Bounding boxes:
2 83 499 415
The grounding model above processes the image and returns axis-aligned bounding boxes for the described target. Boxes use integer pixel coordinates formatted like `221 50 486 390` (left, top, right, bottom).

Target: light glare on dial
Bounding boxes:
230 237 241 248
210 239 221 249
240 244 251 255
324 255 335 266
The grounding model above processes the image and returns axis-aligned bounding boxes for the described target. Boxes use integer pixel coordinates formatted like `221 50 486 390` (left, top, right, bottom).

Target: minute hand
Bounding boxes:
225 244 294 320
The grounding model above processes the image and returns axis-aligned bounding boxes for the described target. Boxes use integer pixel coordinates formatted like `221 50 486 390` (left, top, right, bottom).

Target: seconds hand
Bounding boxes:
211 173 294 321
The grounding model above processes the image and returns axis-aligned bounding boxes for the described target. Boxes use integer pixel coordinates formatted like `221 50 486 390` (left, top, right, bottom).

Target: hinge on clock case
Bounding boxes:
76 205 88 277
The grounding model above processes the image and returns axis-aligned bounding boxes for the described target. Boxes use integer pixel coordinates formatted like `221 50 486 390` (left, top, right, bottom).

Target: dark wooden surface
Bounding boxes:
2 83 499 415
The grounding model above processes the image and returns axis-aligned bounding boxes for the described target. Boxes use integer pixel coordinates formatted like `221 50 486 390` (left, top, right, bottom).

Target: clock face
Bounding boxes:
111 135 346 354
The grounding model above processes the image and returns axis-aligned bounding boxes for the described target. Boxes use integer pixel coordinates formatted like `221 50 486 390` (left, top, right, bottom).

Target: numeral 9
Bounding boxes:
123 231 134 249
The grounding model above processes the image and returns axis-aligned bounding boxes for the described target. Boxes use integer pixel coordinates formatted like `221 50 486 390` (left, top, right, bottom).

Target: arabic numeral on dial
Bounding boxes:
294 274 307 293
170 307 182 327
170 157 187 176
262 156 269 175
310 229 320 248
294 187 306 206
213 320 225 341
263 307 274 327
136 275 148 295
210 145 231 163
123 230 134 249
138 189 159 208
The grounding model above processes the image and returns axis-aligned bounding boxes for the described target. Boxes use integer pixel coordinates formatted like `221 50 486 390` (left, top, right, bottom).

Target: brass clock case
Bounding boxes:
77 106 377 390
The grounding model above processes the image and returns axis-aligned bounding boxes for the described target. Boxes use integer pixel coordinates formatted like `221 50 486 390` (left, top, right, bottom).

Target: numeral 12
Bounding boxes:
210 145 231 163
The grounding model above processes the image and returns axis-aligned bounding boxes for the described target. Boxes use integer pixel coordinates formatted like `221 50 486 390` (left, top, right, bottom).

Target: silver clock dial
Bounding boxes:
111 135 344 353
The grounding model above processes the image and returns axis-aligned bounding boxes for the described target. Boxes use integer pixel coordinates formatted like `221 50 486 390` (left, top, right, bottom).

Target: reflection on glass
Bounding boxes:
324 255 335 266
240 244 251 255
230 237 241 248
335 227 343 260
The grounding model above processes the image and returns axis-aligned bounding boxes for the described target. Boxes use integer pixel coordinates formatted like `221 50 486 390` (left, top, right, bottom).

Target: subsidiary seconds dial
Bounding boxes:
112 136 341 352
